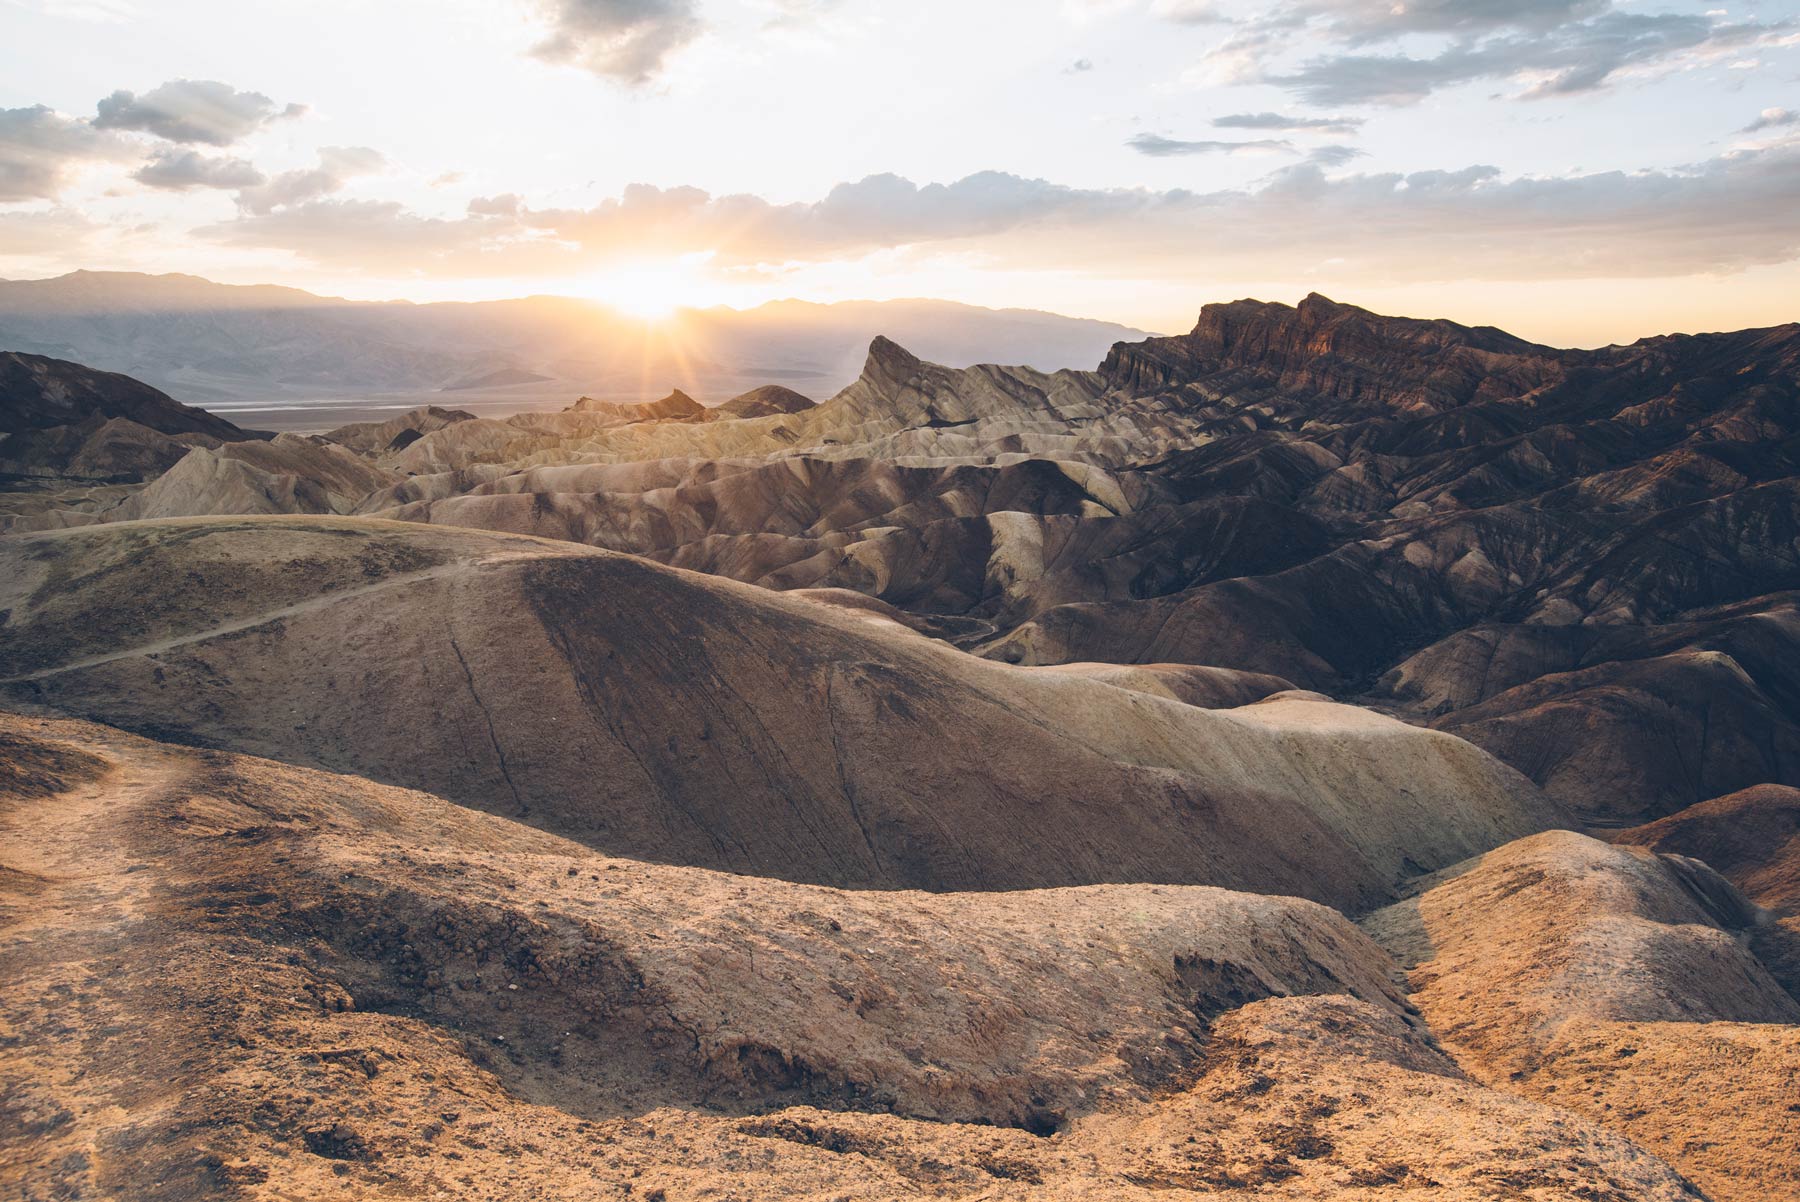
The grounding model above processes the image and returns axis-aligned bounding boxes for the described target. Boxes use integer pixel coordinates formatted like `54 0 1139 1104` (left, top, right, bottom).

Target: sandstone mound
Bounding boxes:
0 709 1707 1201
1616 784 1800 908
0 515 1562 908
321 404 476 454
1363 830 1800 1202
568 388 707 424
716 383 815 419
1617 783 1800 997
105 435 399 521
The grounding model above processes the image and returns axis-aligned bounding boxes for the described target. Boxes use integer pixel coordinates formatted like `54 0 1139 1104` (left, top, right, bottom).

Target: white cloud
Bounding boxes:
232 147 386 215
1213 111 1364 134
93 79 305 145
1127 133 1295 155
0 106 133 202
528 0 703 83
1744 107 1798 133
192 140 1800 287
1192 2 1797 105
133 149 266 191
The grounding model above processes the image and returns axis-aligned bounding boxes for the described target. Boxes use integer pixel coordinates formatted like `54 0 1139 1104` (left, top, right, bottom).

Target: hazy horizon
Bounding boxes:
17 265 1800 353
4 0 1799 349
0 266 1161 328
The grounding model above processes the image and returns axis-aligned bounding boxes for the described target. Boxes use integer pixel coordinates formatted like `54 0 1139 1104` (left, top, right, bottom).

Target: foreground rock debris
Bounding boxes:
4 294 1800 1200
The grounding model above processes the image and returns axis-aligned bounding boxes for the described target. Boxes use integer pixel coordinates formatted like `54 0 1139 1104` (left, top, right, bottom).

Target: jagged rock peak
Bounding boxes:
864 335 924 381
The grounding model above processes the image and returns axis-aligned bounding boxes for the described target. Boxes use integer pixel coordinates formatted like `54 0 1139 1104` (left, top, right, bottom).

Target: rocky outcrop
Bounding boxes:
569 388 707 423
321 404 476 454
1102 293 1562 413
384 336 1196 475
715 384 815 419
0 349 257 440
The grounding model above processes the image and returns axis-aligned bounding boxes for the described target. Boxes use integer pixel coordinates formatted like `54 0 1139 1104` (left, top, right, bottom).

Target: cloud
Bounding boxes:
529 0 703 83
1744 107 1798 132
1149 0 1229 23
1067 57 1095 72
1213 111 1364 134
0 105 133 202
192 140 1800 288
1199 3 1797 106
1292 0 1611 42
0 206 102 257
468 193 524 216
133 149 266 191
232 146 385 215
1307 144 1366 166
1284 12 1794 105
1127 133 1294 156
199 198 509 266
93 79 304 145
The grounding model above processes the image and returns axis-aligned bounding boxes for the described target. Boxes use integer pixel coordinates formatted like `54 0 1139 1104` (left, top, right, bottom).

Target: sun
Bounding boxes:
588 258 709 321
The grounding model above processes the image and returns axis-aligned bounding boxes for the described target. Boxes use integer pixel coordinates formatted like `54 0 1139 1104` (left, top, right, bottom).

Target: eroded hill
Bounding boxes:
0 516 1558 909
6 294 1800 1201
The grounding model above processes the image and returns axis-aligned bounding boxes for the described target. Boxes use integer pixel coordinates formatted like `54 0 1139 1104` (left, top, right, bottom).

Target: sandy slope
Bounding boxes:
0 515 1561 910
1363 831 1800 1202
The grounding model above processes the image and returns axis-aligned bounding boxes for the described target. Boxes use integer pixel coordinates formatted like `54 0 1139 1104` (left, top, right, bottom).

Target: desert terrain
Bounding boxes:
4 293 1800 1200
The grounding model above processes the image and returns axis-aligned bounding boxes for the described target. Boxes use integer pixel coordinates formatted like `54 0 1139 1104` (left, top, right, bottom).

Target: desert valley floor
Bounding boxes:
4 294 1800 1200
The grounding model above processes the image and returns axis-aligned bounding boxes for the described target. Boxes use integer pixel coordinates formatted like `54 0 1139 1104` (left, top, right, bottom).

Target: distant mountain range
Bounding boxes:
0 271 1149 404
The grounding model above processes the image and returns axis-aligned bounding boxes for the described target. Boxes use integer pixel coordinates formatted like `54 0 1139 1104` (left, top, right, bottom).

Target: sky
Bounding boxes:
1 0 1798 345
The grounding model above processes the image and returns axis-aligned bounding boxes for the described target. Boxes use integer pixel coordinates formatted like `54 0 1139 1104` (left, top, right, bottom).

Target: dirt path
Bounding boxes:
0 559 493 685
0 716 197 1194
